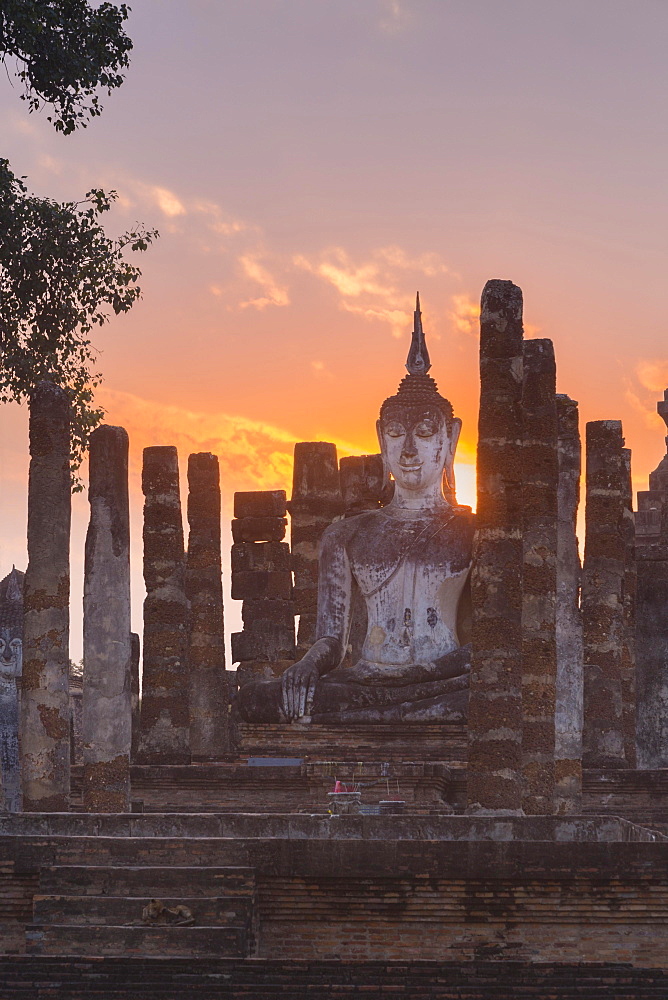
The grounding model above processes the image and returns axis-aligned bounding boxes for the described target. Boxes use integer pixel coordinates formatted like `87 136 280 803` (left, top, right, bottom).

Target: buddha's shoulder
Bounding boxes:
320 510 385 546
321 505 475 546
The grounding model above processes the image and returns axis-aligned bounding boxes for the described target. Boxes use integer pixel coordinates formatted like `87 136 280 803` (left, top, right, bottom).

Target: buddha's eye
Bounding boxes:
385 422 405 438
415 420 437 438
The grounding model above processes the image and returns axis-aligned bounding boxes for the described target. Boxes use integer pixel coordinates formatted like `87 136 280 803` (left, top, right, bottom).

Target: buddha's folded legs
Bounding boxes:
233 669 469 724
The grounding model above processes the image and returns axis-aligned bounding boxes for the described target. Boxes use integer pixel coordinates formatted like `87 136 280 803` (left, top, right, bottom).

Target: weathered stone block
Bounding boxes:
339 454 385 515
231 542 291 574
241 599 295 628
231 624 296 663
231 517 287 543
231 571 292 602
234 490 287 518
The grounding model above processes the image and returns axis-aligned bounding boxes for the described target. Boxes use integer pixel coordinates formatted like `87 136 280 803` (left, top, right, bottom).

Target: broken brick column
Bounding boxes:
290 443 344 655
186 453 228 760
339 454 385 516
130 632 140 764
138 446 190 765
339 454 386 665
554 395 584 813
621 448 637 767
520 339 558 815
635 389 668 768
231 491 294 686
82 425 132 812
20 382 72 811
582 421 627 768
467 280 524 815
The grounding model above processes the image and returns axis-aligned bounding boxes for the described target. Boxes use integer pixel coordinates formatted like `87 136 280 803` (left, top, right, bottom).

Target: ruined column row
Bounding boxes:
467 280 638 817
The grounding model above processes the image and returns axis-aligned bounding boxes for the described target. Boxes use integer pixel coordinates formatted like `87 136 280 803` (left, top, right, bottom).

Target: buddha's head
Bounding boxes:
377 295 461 502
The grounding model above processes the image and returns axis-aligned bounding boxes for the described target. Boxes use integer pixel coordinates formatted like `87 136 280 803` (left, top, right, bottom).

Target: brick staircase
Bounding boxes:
1 958 668 998
25 865 257 958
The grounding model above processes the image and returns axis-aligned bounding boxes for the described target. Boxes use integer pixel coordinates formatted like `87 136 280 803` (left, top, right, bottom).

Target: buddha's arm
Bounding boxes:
281 524 352 719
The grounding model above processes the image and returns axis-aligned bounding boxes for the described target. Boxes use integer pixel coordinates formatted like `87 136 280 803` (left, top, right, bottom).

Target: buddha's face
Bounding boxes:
377 407 461 495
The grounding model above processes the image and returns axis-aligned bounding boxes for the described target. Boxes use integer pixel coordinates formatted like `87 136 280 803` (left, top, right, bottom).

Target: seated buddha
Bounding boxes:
235 295 474 724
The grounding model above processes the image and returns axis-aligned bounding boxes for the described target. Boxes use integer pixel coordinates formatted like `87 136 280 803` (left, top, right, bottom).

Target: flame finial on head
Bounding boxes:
380 293 453 429
406 292 431 375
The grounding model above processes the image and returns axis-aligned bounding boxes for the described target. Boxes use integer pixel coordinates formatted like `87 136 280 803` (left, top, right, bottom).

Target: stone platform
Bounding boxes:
2 957 668 999
1 812 666 968
235 721 468 761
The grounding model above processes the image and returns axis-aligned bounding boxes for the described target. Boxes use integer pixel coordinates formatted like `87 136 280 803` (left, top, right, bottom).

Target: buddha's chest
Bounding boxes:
347 513 470 598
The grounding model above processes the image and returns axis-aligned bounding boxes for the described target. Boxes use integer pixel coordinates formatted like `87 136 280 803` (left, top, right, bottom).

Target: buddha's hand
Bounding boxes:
281 657 320 721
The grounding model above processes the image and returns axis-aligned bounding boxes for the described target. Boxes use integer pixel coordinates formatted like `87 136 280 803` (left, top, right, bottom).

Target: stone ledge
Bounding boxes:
0 812 663 843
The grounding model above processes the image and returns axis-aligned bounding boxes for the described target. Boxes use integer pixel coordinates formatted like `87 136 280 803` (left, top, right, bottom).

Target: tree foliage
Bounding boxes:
0 0 132 133
0 158 157 485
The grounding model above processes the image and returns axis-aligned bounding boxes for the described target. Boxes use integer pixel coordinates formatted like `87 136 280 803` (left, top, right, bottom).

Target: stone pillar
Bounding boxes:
0 567 24 813
82 425 132 812
138 446 190 765
520 339 558 814
554 395 584 813
635 389 668 768
231 491 294 685
21 381 71 811
582 421 627 768
290 443 344 654
0 638 22 812
130 632 140 764
339 454 385 516
467 280 524 815
621 449 637 768
186 453 228 759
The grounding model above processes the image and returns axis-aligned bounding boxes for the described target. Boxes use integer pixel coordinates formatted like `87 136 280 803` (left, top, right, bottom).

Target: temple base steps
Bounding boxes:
2 957 668 998
27 865 257 959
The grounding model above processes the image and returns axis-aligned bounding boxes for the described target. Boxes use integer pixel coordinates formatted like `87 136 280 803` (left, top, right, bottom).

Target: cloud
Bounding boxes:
238 253 290 310
378 0 412 34
450 293 480 336
623 359 668 432
94 388 369 508
295 244 450 338
637 359 668 394
150 185 186 217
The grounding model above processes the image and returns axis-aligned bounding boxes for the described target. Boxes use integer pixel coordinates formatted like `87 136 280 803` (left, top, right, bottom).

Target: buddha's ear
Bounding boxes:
449 417 462 454
376 418 385 456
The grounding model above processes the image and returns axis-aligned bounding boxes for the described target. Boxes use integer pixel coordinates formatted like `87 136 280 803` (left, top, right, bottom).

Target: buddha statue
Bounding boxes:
236 295 474 724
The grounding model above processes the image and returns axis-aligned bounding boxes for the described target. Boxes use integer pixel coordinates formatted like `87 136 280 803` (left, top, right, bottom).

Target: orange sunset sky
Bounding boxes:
1 0 668 658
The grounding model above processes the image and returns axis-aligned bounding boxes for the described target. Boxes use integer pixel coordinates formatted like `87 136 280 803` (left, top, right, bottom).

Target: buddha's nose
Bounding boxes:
401 434 418 459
